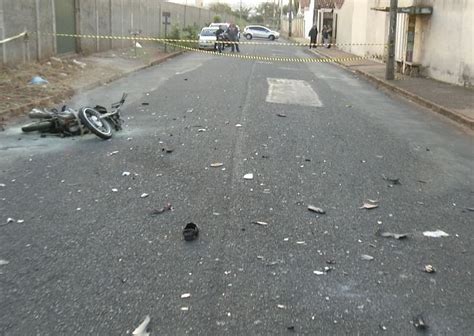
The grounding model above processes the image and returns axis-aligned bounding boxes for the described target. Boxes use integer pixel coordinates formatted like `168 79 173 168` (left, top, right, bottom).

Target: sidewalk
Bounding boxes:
292 37 474 130
0 47 183 126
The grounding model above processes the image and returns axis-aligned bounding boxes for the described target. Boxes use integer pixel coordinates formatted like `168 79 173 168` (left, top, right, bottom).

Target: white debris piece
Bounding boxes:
108 151 119 156
361 254 374 261
17 219 24 224
313 270 325 275
140 193 149 199
112 188 118 192
72 59 87 69
180 307 189 311
243 173 254 180
277 304 286 309
423 230 450 238
6 218 14 224
0 183 5 187
132 315 150 336
181 293 191 299
0 259 9 266
122 171 131 176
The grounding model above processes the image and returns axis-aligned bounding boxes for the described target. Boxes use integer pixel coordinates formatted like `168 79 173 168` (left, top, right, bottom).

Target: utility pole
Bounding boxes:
385 0 398 80
288 0 293 37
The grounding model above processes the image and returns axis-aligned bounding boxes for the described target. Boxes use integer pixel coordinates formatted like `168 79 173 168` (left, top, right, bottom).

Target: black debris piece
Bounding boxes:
183 222 199 241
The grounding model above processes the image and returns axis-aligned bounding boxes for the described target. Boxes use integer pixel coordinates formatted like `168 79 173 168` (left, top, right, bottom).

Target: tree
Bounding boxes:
209 3 233 16
254 2 281 26
232 6 251 21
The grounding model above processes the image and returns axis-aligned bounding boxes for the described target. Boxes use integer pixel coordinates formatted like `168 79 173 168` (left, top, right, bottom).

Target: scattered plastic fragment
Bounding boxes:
112 188 118 192
251 221 268 226
0 259 9 266
151 203 173 215
360 201 379 210
277 304 286 309
378 231 407 240
308 205 326 214
287 326 295 331
313 270 325 275
142 102 149 106
122 171 131 176
0 183 5 187
17 219 24 224
243 173 254 180
466 207 474 212
412 315 427 330
72 59 87 68
277 113 287 117
382 175 401 185
183 223 199 241
235 124 242 127
423 230 449 238
162 147 174 153
6 218 14 224
361 254 374 261
423 265 435 273
140 193 149 198
132 315 150 336
186 108 194 113
211 163 224 167
29 76 48 85
379 324 387 331
198 128 206 132
296 241 306 245
181 293 191 299
108 151 119 156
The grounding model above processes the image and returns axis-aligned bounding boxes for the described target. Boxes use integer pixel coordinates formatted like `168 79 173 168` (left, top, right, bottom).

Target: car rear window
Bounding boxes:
201 29 217 36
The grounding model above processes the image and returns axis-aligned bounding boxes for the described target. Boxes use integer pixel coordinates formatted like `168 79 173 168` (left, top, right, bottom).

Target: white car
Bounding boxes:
198 27 219 50
243 25 280 40
209 22 229 30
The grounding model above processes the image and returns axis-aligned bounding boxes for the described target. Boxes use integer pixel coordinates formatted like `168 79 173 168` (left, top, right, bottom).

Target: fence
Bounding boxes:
0 0 231 65
280 17 305 39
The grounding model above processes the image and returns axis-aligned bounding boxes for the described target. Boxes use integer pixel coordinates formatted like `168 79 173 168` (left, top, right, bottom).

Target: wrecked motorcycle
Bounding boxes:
21 93 127 140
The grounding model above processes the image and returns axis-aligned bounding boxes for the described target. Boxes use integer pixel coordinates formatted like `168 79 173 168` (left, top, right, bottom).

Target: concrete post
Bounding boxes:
288 0 292 37
35 0 41 60
386 0 398 80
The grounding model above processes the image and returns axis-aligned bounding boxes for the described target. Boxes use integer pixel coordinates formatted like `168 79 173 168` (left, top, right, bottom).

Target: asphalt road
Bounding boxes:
1 41 473 336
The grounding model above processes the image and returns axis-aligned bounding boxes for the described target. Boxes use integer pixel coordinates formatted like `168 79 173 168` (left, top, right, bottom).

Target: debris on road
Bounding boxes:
132 315 150 336
313 270 326 275
151 203 173 215
235 124 242 127
423 230 450 238
183 223 199 241
412 314 428 330
251 221 268 226
360 201 379 210
181 293 191 299
17 219 24 224
0 183 5 187
243 173 254 180
423 265 435 273
186 108 194 113
162 147 174 153
140 193 149 198
141 102 149 106
296 241 306 245
277 304 286 309
108 151 119 156
378 230 407 240
287 326 295 331
72 59 87 69
122 171 131 176
276 113 287 117
0 259 9 266
180 307 189 311
210 163 224 167
382 175 401 185
308 205 326 214
112 188 118 192
6 218 15 224
361 254 374 261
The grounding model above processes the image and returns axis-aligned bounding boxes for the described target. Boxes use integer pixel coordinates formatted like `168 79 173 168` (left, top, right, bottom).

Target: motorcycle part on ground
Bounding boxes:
21 121 54 133
78 107 113 140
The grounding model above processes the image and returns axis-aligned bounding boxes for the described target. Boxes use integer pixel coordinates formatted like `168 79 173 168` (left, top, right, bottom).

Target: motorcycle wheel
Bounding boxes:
78 107 113 140
21 121 54 133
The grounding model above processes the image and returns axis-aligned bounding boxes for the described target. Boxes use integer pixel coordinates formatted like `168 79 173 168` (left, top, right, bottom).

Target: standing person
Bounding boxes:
308 24 318 49
226 23 240 52
214 25 225 53
326 25 333 48
322 26 329 48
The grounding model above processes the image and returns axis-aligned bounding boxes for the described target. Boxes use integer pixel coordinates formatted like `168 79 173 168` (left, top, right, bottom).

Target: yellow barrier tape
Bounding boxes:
165 41 382 64
0 31 27 45
49 32 387 48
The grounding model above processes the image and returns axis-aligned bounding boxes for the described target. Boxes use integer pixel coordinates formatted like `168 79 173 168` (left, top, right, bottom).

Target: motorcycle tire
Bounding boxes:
21 121 54 133
78 107 113 140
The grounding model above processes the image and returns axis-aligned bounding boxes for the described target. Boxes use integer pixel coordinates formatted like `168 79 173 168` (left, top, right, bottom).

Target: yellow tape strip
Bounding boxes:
165 41 381 63
50 32 388 48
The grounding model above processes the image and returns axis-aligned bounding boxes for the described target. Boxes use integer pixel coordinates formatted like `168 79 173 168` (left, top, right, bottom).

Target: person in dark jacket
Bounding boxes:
226 23 240 52
214 26 225 53
308 24 318 49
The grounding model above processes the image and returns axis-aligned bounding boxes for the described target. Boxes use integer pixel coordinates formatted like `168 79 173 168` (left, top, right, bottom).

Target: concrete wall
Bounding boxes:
0 0 226 65
0 0 56 65
334 0 473 87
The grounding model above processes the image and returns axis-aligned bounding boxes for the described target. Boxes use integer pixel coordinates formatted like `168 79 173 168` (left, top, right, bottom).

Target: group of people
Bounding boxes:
308 24 332 49
215 23 240 53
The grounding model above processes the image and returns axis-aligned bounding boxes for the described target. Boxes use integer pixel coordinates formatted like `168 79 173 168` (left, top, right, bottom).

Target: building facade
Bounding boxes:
326 0 473 87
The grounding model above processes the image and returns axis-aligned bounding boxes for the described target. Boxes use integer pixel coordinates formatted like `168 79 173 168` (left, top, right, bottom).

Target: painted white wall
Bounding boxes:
334 0 473 86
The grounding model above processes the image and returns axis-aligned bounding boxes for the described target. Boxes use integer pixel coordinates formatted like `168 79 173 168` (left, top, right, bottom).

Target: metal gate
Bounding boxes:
54 0 76 54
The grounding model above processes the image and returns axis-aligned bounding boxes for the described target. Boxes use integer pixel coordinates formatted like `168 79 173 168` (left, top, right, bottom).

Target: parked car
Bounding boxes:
198 27 219 50
209 22 229 30
243 25 280 40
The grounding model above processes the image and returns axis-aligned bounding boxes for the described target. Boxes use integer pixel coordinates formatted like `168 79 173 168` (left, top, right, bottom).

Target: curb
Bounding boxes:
0 51 185 122
311 48 474 130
